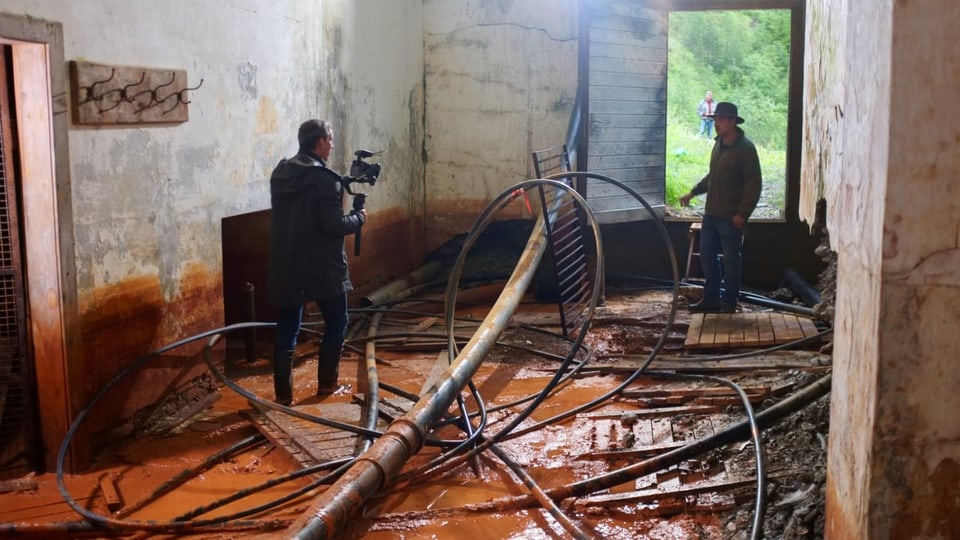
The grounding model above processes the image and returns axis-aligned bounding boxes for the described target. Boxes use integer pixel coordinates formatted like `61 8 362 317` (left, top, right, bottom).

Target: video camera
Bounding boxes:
344 149 381 191
342 149 382 256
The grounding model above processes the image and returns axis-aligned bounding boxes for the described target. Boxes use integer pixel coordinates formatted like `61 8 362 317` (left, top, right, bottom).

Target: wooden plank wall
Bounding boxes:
585 0 667 223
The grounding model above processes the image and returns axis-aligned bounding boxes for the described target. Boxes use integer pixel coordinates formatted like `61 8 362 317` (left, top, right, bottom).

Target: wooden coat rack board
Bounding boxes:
69 60 200 125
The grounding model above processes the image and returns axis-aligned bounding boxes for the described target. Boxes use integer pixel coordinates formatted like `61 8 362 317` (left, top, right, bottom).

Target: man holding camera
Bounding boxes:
267 119 366 405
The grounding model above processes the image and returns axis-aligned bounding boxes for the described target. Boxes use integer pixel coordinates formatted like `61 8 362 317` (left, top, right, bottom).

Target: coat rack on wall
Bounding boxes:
69 60 201 125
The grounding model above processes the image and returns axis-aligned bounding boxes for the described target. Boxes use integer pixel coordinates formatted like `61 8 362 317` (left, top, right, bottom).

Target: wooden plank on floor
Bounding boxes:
726 314 746 348
685 313 704 348
685 312 821 351
745 313 760 347
781 315 807 342
798 316 819 338
248 402 383 465
698 314 718 348
757 313 777 347
712 314 730 348
769 313 789 343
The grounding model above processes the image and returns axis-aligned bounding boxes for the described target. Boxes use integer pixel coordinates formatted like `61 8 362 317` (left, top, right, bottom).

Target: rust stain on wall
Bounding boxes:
891 458 960 538
79 276 165 395
256 96 279 134
425 198 532 254
348 207 425 294
73 266 224 467
163 262 225 339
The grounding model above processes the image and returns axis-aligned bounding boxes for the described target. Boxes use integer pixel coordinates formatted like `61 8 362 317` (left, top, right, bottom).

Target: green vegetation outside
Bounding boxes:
665 9 790 218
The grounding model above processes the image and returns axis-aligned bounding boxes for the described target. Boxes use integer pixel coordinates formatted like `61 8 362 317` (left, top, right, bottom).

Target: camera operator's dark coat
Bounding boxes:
268 150 365 307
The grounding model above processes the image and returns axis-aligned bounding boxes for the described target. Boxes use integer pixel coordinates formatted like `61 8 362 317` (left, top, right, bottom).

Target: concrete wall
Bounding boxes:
1 0 424 466
803 0 960 537
422 0 579 251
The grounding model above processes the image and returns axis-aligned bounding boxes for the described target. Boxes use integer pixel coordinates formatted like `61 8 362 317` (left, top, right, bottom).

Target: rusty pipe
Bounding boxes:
288 184 568 539
359 261 443 307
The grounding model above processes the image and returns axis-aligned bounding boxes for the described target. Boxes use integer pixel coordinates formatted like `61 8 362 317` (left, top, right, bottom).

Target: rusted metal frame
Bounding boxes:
561 293 589 320
550 205 579 230
548 215 579 243
556 256 587 288
535 184 573 338
552 236 584 268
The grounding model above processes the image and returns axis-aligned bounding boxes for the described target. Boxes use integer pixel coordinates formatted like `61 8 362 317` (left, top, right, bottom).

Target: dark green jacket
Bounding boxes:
267 150 365 307
690 128 763 220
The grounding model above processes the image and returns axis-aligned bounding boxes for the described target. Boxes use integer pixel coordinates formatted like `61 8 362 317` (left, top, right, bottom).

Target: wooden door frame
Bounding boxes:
0 13 80 472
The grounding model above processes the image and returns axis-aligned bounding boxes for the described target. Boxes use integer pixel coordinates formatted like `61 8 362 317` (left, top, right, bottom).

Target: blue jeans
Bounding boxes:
699 118 714 138
699 214 744 307
273 292 349 401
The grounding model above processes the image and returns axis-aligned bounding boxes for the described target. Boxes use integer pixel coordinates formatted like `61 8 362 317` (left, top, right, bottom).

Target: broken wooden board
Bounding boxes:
684 312 821 350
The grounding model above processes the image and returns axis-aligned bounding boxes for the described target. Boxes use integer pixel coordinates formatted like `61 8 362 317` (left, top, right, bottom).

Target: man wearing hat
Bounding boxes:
679 102 762 313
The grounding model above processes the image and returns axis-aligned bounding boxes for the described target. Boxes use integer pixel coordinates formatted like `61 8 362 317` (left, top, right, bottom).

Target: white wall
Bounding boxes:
422 0 579 249
1 0 423 327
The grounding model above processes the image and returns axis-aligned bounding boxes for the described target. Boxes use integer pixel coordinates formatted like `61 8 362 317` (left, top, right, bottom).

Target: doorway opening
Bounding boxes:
665 9 791 220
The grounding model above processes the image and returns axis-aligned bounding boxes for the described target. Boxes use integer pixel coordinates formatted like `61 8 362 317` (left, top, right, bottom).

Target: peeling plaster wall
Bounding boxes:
821 0 890 536
2 0 424 464
799 0 845 226
812 0 960 537
313 0 426 289
422 0 578 251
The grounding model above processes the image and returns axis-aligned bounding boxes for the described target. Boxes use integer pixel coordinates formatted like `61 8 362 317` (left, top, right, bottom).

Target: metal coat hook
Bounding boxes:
82 68 115 103
130 72 178 112
178 78 203 105
163 78 204 114
120 72 147 102
152 72 179 104
70 61 194 124
97 72 147 112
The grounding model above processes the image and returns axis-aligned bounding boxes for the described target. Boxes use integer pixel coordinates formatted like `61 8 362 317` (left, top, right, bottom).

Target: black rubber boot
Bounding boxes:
273 349 295 405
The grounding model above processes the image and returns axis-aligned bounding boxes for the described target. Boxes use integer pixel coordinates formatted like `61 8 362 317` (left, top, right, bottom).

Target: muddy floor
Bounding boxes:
0 286 831 539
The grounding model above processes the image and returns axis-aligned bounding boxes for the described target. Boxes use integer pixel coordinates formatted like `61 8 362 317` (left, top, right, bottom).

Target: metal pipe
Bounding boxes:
359 261 443 307
289 202 552 539
783 267 822 307
359 311 384 453
243 282 257 363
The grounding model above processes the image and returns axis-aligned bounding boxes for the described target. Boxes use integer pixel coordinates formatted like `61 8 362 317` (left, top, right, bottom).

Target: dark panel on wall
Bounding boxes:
222 209 273 329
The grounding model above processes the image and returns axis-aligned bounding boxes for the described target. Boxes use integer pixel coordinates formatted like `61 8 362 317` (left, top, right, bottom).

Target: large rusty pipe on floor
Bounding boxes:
288 211 549 539
359 261 443 307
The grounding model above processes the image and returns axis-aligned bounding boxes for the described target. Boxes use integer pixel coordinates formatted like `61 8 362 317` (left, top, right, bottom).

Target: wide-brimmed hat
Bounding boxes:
707 102 745 124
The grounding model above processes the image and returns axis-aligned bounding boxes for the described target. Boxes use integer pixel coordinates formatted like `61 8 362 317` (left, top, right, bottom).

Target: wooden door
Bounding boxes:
0 44 38 479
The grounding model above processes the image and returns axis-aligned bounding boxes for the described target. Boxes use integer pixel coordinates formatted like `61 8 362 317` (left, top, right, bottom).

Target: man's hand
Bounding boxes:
732 214 745 229
679 193 693 207
353 208 367 225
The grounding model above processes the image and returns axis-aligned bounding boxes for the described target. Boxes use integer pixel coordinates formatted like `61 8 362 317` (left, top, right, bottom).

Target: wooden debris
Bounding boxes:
98 474 124 512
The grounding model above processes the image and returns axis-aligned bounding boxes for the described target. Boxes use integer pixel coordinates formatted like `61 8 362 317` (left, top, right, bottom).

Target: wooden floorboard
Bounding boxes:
685 312 821 350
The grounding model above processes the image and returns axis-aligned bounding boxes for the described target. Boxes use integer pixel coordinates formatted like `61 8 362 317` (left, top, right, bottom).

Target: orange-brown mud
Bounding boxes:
0 288 830 539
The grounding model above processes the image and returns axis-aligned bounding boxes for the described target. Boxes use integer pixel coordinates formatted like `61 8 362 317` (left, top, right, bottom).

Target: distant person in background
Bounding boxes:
697 91 715 138
679 102 762 314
